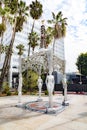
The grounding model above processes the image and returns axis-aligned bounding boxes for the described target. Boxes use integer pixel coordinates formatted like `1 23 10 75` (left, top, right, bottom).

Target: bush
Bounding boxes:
44 90 48 95
22 89 27 94
23 69 38 92
2 82 10 94
44 90 55 95
14 91 18 95
6 91 11 96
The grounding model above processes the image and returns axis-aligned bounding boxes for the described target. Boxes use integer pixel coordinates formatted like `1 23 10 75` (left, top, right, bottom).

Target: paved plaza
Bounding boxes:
0 94 87 130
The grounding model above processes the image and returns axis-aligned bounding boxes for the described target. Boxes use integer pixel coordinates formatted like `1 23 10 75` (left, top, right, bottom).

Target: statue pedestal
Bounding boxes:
16 102 23 107
45 104 64 114
62 100 69 106
37 97 43 102
45 107 57 114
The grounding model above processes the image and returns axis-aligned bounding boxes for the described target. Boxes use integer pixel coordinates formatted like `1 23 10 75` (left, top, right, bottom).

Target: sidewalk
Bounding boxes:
0 94 87 130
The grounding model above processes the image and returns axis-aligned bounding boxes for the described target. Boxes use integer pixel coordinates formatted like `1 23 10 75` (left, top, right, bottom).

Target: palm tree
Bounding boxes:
16 44 25 103
47 11 67 52
0 0 29 90
0 1 9 61
28 0 43 57
0 44 9 54
16 44 25 56
47 11 67 72
28 31 39 53
29 0 43 33
0 44 4 54
45 27 53 48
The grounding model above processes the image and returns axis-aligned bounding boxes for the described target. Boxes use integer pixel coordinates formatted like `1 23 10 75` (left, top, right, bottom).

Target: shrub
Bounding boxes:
22 89 27 94
44 90 48 95
14 91 18 95
6 91 11 96
2 82 10 94
44 90 54 95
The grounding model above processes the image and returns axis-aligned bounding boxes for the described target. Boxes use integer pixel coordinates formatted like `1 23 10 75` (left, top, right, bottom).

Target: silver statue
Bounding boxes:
37 76 43 101
46 71 55 108
62 74 69 106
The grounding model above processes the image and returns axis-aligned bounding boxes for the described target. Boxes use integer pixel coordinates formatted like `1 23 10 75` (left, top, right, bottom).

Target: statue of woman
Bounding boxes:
37 76 43 100
62 74 67 101
46 71 55 108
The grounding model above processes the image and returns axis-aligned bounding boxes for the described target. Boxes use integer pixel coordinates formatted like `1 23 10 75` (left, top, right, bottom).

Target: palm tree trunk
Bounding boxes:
18 55 22 103
0 32 3 61
31 19 35 33
27 19 35 57
28 44 30 57
27 19 35 82
0 17 17 91
0 15 5 61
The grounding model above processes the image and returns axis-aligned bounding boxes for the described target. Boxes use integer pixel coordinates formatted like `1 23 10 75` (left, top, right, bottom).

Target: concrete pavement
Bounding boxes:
0 94 87 130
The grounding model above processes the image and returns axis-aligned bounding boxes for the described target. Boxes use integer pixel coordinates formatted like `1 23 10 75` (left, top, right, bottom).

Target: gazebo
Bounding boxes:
22 48 65 75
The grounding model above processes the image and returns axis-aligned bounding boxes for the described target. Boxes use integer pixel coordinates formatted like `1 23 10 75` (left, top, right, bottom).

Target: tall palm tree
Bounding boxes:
16 44 25 103
47 11 67 52
47 11 67 72
0 0 29 90
28 31 39 53
28 0 43 57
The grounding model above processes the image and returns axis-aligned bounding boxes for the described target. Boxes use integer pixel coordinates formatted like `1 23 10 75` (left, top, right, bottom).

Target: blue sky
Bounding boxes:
25 0 87 73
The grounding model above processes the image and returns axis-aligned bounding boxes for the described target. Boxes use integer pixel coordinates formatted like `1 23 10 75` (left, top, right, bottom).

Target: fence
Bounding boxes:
42 83 87 92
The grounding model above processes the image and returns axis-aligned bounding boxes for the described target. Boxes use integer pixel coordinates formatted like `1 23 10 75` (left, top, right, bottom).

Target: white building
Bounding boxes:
54 38 65 60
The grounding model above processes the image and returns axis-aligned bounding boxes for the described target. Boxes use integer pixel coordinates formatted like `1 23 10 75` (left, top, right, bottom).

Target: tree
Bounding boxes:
26 0 43 86
0 0 29 90
47 11 67 52
0 1 9 60
23 69 38 92
16 44 25 103
45 27 53 48
28 31 39 53
47 11 67 72
0 44 4 54
28 0 43 56
76 53 87 76
29 0 43 32
0 44 8 54
16 44 25 56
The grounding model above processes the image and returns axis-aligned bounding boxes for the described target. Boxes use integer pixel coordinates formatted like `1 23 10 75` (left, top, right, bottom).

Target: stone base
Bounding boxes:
16 101 67 115
62 100 69 106
37 98 43 102
45 105 65 114
16 102 23 107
